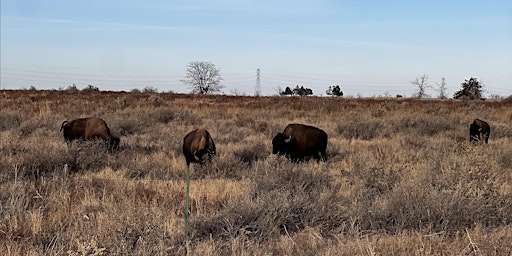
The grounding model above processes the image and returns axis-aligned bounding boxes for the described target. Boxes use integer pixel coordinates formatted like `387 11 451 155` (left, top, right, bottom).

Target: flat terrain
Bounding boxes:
1 90 511 255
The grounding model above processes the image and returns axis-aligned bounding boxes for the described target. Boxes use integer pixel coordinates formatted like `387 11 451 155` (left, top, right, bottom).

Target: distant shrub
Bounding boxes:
172 109 201 126
117 95 139 109
82 85 100 93
142 86 158 93
151 108 175 123
144 94 163 107
66 84 80 92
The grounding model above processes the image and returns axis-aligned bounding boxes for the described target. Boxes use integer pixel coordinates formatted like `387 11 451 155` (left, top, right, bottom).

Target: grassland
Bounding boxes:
1 89 511 255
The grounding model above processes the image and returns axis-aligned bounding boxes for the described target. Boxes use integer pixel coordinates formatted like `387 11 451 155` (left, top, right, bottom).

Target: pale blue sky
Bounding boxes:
1 0 511 96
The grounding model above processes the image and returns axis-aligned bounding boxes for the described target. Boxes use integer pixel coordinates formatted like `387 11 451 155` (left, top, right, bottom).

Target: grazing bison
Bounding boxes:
470 119 490 144
272 123 328 162
183 128 216 166
60 117 120 150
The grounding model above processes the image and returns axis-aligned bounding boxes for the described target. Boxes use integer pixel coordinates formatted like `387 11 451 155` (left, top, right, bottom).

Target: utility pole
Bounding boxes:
255 68 261 96
438 77 447 99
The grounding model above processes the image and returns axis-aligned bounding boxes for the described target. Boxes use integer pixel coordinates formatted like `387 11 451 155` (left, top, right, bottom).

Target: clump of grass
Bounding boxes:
233 142 268 165
70 142 112 173
397 116 456 136
116 115 144 136
9 142 72 179
0 111 21 131
150 108 176 123
498 146 512 168
117 95 139 109
336 119 385 140
122 152 178 180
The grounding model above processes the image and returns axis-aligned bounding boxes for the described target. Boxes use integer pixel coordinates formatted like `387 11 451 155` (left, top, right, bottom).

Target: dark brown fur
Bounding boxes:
60 117 120 150
182 128 216 166
272 123 328 162
470 119 490 144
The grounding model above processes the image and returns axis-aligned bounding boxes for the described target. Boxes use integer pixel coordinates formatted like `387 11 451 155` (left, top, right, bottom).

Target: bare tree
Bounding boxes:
181 61 223 94
410 74 430 98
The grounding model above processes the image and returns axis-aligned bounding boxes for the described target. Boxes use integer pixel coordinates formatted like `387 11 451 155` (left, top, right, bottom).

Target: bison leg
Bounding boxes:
483 132 490 144
320 151 327 162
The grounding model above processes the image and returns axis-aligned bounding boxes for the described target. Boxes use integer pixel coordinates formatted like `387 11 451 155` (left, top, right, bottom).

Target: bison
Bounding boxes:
183 128 216 166
60 117 120 150
272 123 328 162
470 119 490 144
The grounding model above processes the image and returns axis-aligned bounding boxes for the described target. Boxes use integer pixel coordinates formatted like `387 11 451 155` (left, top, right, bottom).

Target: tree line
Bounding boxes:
31 61 491 100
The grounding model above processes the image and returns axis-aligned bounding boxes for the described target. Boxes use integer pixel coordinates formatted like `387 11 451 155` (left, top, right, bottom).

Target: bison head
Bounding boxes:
272 133 294 155
109 137 121 150
469 123 481 142
193 149 215 163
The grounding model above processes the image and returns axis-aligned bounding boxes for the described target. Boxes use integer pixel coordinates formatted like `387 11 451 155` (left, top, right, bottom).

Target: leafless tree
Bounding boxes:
410 74 431 98
182 61 223 94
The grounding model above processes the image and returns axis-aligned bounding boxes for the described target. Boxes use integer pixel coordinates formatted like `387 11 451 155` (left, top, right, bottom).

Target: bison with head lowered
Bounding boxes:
183 128 216 166
272 123 327 162
470 119 490 144
60 117 120 150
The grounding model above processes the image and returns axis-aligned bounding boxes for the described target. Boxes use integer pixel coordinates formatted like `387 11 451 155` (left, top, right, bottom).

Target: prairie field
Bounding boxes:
1 89 511 255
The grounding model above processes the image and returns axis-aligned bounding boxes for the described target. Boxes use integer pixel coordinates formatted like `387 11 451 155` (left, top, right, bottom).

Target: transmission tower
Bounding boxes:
255 68 261 96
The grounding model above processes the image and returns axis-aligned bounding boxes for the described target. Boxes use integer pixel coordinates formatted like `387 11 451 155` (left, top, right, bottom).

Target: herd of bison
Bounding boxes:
60 116 491 165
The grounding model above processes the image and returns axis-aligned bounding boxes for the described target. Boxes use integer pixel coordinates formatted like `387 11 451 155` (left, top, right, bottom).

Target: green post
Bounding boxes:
184 164 190 255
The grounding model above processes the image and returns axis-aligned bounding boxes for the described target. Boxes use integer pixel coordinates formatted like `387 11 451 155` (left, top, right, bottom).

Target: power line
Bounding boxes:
3 65 509 95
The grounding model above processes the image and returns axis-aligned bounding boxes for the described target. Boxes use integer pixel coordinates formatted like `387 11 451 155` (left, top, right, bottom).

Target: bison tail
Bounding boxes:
60 121 68 132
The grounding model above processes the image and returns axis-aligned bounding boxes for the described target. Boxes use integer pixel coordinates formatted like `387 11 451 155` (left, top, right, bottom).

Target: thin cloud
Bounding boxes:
2 16 72 24
2 16 184 31
74 21 182 31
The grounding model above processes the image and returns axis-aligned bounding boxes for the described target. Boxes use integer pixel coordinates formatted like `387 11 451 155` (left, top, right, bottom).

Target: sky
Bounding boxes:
1 0 511 97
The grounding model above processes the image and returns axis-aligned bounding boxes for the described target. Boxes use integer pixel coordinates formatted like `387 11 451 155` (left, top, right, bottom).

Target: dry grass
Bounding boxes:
1 90 511 255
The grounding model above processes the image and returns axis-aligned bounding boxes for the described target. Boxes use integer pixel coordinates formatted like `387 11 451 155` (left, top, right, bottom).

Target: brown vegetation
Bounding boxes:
1 89 511 255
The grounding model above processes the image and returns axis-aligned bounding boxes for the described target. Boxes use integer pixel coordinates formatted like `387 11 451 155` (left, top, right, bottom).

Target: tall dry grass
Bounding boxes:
1 90 511 255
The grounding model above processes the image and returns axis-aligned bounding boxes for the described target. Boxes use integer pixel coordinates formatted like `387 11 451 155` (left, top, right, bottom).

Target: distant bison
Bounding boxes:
470 119 490 144
60 117 120 150
272 123 328 162
183 128 216 166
